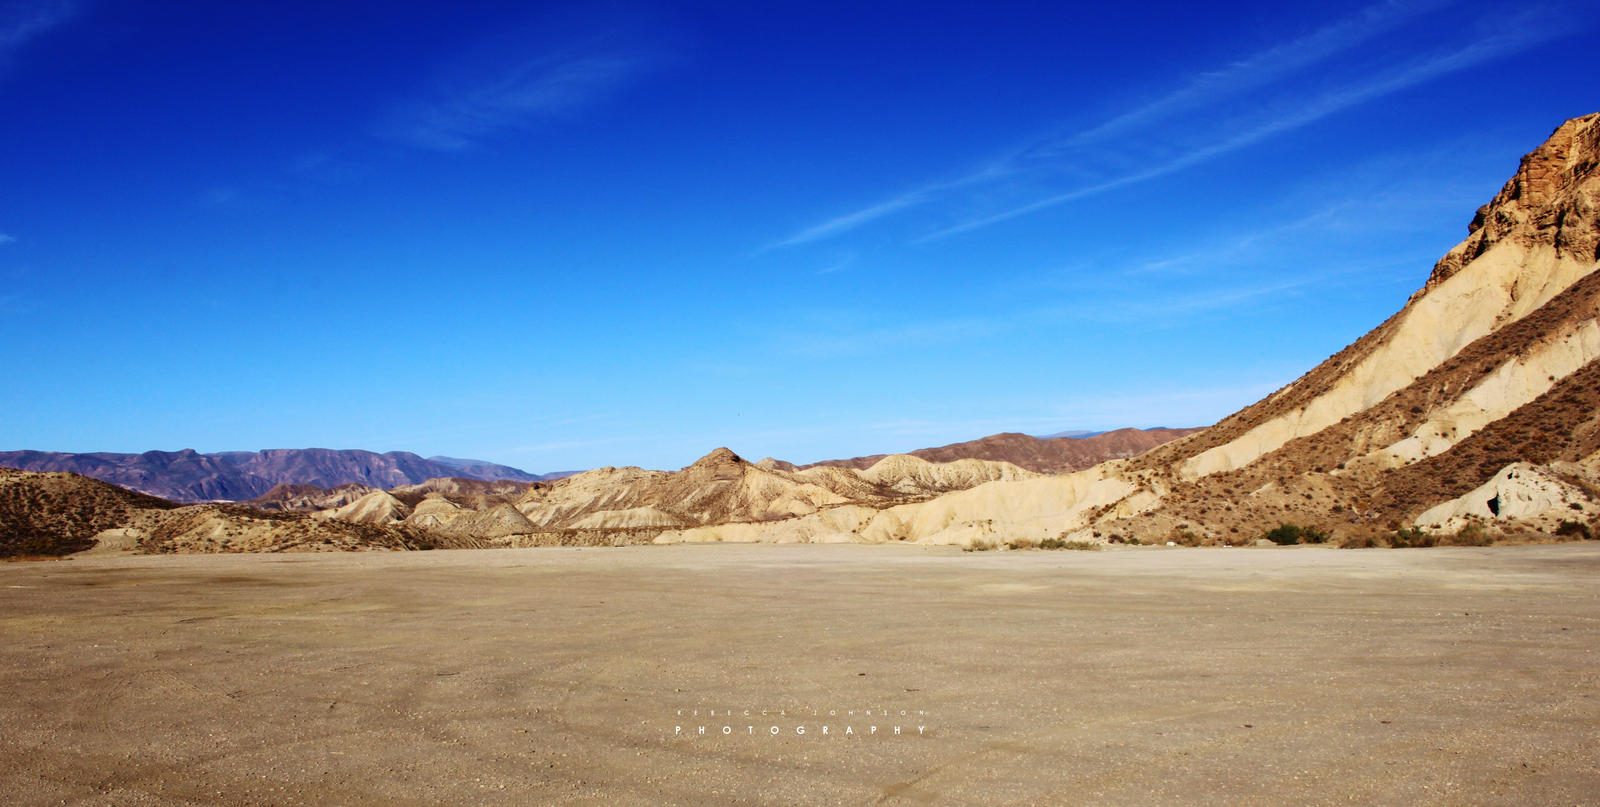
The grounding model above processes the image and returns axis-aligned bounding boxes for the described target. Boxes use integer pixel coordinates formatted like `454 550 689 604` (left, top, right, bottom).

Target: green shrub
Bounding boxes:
1042 539 1100 551
1168 527 1202 546
1262 523 1328 546
1555 520 1593 540
1445 523 1494 546
1339 531 1387 549
1390 526 1436 548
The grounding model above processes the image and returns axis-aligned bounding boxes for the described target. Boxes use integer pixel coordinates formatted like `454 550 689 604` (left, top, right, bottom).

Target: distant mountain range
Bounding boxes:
807 427 1203 475
0 448 569 503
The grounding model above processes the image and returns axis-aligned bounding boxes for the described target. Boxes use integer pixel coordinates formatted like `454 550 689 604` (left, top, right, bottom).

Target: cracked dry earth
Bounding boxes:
2 543 1598 806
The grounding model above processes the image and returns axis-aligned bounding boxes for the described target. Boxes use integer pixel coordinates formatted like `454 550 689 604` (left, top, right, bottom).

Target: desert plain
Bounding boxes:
2 543 1597 806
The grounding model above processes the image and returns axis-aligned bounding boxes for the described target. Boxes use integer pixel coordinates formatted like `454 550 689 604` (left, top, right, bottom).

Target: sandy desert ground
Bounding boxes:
2 544 1598 806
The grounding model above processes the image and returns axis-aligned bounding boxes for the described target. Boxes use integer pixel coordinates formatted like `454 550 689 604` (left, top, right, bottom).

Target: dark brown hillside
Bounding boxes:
1134 263 1600 489
810 427 1202 474
0 469 177 557
1371 358 1600 521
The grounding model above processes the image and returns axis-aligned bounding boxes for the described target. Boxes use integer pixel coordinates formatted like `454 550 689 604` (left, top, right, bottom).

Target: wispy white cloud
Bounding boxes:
0 233 15 245
1061 0 1451 146
385 44 646 151
764 164 1009 250
918 15 1565 242
0 0 74 74
770 1 1570 249
769 191 927 250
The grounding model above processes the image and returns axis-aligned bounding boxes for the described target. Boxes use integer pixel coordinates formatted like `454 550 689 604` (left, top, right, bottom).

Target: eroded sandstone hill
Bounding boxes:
356 449 1036 546
0 448 1044 554
0 469 470 556
655 112 1600 546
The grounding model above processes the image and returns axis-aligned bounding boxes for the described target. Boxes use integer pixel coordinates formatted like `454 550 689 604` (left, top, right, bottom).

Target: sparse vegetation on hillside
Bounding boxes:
1447 523 1494 546
0 470 177 557
1262 523 1329 546
1167 526 1202 546
1339 530 1387 549
1389 526 1437 548
1555 520 1594 540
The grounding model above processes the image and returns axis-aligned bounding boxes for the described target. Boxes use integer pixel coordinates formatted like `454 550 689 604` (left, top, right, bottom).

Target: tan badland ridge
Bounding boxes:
657 112 1600 546
387 448 1044 546
0 445 1037 553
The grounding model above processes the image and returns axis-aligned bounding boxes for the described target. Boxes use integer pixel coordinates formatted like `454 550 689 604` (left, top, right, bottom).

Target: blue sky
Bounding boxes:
2 0 1597 472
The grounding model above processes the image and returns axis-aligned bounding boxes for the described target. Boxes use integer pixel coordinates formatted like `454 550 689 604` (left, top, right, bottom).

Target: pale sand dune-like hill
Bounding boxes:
243 482 381 512
312 490 413 525
292 449 1036 546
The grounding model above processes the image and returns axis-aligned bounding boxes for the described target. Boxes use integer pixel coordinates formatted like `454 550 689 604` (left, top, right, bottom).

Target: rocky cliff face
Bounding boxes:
1431 114 1600 287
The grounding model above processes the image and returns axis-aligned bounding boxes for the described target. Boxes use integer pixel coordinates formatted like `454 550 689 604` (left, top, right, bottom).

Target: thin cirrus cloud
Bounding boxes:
915 14 1566 242
1055 0 1453 147
0 0 75 72
384 47 645 151
768 1 1567 250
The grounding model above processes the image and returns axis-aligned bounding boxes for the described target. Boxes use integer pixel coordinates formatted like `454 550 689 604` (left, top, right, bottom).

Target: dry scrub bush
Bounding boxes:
1555 520 1593 540
1041 538 1100 551
1167 526 1202 546
1262 523 1329 545
1339 530 1389 549
1443 523 1494 546
1389 526 1437 548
